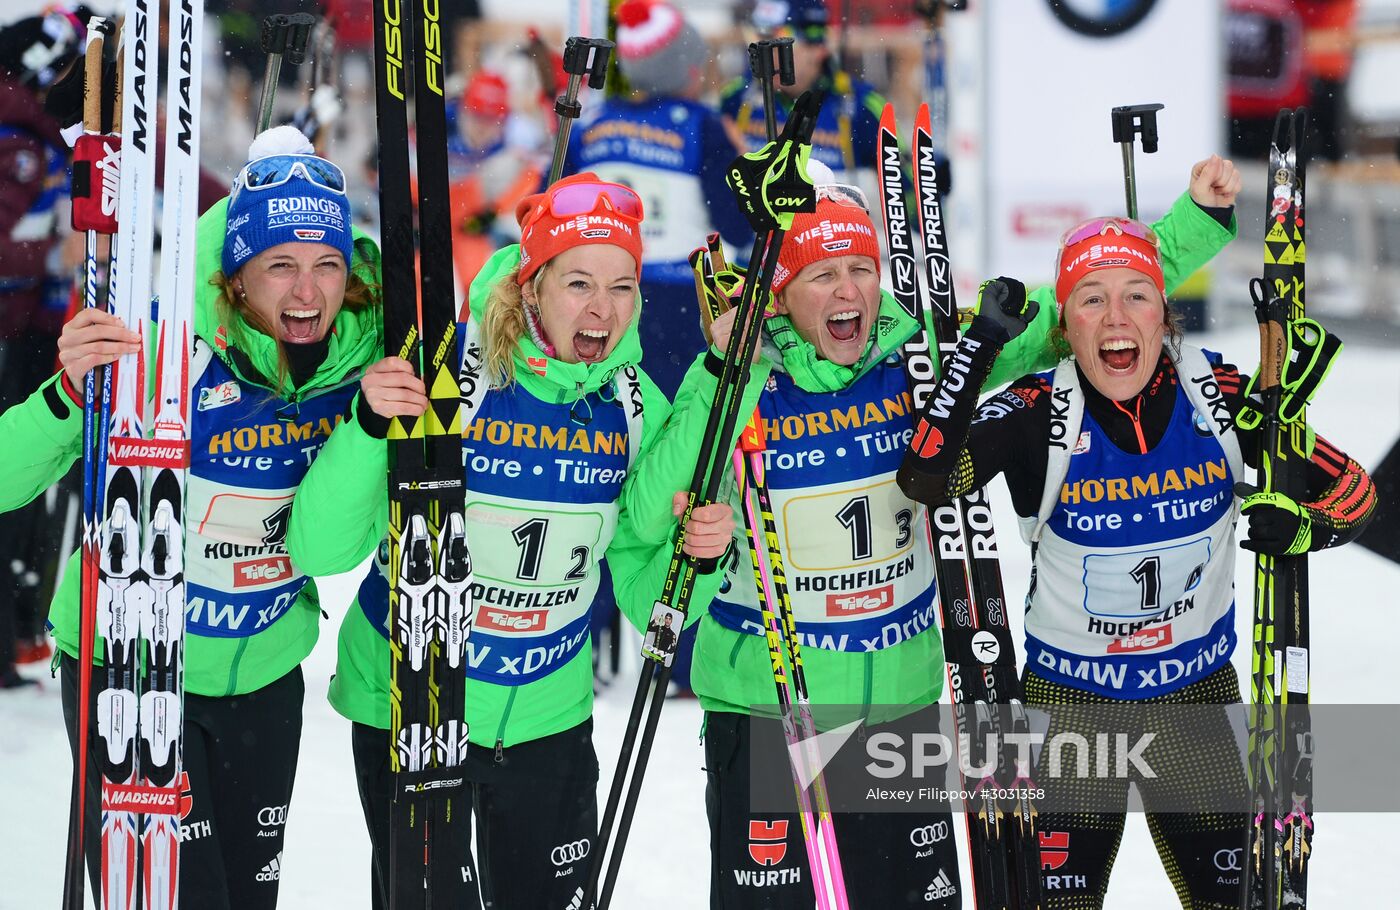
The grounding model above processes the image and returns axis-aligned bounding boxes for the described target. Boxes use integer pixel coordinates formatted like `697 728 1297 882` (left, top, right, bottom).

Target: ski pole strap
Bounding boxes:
1238 317 1341 430
1277 318 1341 423
72 19 118 234
726 91 822 232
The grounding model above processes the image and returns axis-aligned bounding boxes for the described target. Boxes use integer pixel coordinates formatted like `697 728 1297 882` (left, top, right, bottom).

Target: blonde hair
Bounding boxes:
209 265 378 391
480 262 550 387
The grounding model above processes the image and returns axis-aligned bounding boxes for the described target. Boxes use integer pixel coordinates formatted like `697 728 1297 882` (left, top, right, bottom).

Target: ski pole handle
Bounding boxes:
112 42 123 134
547 36 613 185
749 39 795 143
83 19 109 134
257 13 317 134
286 15 314 66
1110 102 1163 220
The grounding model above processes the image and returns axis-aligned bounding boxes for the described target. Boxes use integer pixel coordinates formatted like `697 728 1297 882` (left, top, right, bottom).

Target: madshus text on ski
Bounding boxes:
0 1 1377 909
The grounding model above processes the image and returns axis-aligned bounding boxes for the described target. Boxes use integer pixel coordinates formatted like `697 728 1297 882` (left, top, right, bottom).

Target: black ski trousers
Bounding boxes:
1025 663 1249 910
61 655 304 909
704 710 963 910
352 717 599 910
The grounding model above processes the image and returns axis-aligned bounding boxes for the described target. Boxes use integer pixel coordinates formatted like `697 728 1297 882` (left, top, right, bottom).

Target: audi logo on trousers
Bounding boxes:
909 822 949 847
258 805 289 827
1214 848 1243 872
551 839 591 866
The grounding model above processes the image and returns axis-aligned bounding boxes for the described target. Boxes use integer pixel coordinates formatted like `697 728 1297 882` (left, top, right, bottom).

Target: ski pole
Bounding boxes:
1109 102 1163 220
750 38 794 146
547 36 612 186
742 40 851 909
65 20 114 910
256 12 315 134
698 238 850 910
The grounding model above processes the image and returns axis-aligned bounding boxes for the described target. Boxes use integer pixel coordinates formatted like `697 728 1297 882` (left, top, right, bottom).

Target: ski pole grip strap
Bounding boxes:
1277 318 1342 424
71 133 120 233
725 92 821 232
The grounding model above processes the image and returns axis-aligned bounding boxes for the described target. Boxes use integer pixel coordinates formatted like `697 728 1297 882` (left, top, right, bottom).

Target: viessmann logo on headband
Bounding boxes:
548 214 636 239
1062 242 1157 274
792 218 875 246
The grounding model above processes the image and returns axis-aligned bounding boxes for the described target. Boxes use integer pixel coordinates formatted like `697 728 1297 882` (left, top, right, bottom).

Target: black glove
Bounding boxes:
970 277 1037 345
1236 482 1315 555
43 52 117 133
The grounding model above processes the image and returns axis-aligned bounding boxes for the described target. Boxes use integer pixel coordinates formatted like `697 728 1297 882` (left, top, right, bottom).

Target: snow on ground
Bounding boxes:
2 323 1397 908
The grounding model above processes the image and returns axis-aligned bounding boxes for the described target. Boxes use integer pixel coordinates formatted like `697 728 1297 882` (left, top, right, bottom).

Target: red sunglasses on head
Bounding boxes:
539 181 644 220
1061 216 1159 250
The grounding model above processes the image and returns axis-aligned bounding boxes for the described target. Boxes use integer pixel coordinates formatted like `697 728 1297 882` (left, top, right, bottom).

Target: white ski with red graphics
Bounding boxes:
877 102 1042 909
93 0 199 904
94 0 160 905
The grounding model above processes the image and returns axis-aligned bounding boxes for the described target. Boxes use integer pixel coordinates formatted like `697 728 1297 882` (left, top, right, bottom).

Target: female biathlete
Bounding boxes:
897 217 1375 909
1 127 378 908
284 173 733 909
624 156 1242 909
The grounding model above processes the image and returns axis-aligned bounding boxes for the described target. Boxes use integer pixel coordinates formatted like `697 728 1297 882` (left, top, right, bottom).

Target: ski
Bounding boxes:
129 0 204 902
1243 107 1316 910
878 102 1041 909
371 0 473 906
71 0 184 906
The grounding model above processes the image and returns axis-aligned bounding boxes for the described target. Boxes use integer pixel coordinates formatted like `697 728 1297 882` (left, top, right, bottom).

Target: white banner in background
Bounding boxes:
959 0 1223 291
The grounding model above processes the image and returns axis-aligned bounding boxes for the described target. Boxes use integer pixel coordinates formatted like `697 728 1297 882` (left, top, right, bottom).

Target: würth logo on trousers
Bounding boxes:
747 819 788 866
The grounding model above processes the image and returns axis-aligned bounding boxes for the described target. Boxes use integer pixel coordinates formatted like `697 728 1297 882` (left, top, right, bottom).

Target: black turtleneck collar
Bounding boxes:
1075 350 1179 455
284 334 332 389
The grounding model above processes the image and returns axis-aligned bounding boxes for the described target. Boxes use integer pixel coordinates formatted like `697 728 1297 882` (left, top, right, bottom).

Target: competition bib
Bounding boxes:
710 364 938 653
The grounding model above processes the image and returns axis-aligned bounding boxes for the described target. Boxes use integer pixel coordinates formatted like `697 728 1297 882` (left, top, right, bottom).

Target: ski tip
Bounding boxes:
880 102 896 134
916 102 931 134
1272 109 1292 150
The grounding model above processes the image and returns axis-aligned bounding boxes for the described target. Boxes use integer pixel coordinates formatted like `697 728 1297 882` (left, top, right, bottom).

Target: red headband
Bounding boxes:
515 173 644 286
772 195 881 294
1055 220 1165 306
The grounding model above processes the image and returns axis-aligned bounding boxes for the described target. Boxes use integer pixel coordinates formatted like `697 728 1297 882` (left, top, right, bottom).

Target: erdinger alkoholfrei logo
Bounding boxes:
1045 0 1159 37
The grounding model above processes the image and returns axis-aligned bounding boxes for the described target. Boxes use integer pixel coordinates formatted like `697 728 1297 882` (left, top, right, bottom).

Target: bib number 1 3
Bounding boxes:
835 495 913 563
